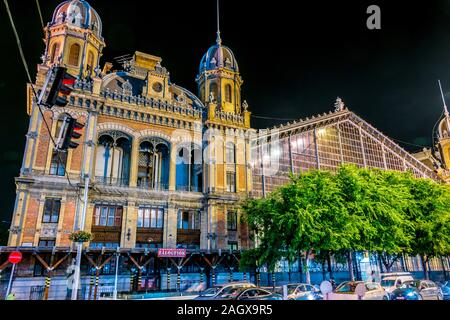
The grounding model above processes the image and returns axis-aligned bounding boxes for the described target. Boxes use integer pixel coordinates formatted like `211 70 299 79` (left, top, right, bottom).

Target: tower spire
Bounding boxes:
216 0 222 45
438 80 450 136
439 80 449 116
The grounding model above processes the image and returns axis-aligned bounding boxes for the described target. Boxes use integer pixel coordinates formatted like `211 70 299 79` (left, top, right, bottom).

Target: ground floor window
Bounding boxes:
93 205 123 227
38 238 56 247
137 207 164 229
89 242 120 249
176 243 200 250
136 242 162 249
228 241 238 251
177 210 200 230
227 211 238 231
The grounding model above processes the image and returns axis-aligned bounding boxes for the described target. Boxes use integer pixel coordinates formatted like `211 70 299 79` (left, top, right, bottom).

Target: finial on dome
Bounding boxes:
216 0 222 45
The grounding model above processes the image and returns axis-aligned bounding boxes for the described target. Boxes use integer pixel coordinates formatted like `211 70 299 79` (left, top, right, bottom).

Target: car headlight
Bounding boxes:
406 292 416 297
307 294 315 300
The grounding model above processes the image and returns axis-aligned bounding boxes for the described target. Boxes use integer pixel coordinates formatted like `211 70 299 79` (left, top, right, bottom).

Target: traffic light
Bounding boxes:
43 67 76 108
57 116 84 151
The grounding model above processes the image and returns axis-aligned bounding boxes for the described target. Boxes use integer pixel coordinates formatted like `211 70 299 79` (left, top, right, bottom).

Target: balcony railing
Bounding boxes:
137 179 169 191
95 176 129 187
175 185 202 192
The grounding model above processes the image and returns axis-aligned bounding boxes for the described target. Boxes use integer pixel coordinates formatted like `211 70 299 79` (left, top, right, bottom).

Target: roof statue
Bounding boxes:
334 97 346 111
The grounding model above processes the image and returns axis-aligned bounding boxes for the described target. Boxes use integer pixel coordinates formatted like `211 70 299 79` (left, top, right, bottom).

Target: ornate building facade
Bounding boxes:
1 0 448 299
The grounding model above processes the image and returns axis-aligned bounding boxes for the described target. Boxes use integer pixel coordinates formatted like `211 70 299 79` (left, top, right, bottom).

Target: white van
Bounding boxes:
380 272 414 295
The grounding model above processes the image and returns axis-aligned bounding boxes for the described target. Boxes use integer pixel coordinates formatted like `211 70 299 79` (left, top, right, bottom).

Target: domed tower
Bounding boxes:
42 0 105 78
196 3 243 116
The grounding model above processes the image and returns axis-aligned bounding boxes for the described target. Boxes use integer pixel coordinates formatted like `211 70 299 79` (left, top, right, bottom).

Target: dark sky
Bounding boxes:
1 0 450 226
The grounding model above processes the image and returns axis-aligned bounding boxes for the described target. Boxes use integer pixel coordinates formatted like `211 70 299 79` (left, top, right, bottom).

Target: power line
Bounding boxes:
251 114 297 121
35 0 44 31
3 0 82 201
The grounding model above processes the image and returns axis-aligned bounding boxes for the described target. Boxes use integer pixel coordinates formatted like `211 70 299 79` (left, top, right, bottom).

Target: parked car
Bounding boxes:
438 281 450 300
215 287 283 300
390 280 443 300
329 281 389 300
283 283 323 300
194 282 256 300
380 272 414 296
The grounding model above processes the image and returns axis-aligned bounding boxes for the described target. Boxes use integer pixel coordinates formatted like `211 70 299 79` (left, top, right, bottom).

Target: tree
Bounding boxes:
404 177 450 279
241 165 450 283
242 169 359 283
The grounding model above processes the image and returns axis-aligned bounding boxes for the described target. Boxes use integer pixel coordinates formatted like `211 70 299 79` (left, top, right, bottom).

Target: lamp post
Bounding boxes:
71 174 90 300
113 247 120 300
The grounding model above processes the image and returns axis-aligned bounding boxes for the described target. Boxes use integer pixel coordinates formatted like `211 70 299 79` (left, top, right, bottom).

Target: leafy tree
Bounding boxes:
403 177 450 279
241 164 450 283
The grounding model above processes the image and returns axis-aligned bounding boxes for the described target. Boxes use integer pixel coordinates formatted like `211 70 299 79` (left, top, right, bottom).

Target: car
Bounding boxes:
214 287 283 300
390 280 443 300
282 283 323 300
194 282 256 300
380 272 414 296
329 281 389 300
438 281 450 300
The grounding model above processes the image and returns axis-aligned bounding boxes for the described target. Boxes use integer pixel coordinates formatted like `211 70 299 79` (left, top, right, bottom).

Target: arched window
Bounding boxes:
137 139 170 190
209 82 218 102
87 51 94 76
226 142 235 164
225 84 232 103
176 144 203 192
95 133 132 186
68 43 81 66
50 43 60 64
50 114 69 176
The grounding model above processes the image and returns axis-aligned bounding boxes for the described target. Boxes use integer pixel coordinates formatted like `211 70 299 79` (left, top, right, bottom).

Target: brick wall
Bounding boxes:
34 111 53 169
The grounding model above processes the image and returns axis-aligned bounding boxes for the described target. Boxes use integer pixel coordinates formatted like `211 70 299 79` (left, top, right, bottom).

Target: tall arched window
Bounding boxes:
226 142 236 164
209 82 218 102
95 133 132 186
137 139 170 190
225 84 232 103
87 51 94 76
50 43 60 64
68 43 81 66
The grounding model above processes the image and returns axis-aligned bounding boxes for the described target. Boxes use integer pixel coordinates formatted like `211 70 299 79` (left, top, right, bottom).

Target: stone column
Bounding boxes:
122 202 137 248
169 143 177 191
83 202 96 235
33 195 47 246
21 103 41 175
129 138 140 187
163 204 178 248
200 208 208 250
55 197 67 245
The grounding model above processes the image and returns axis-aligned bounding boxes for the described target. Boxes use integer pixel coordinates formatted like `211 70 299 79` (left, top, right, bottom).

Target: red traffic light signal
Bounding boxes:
44 67 76 108
58 116 85 151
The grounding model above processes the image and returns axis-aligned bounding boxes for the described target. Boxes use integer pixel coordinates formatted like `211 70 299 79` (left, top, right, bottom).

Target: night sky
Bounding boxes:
1 0 450 234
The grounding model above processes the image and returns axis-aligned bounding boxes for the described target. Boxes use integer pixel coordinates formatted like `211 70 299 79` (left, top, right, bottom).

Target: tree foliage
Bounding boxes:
241 165 450 280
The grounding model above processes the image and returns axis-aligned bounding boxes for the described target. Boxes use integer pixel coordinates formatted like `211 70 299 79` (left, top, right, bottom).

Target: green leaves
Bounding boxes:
241 165 450 272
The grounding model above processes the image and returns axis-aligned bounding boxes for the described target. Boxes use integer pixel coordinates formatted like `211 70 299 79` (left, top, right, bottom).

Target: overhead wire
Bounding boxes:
4 0 82 201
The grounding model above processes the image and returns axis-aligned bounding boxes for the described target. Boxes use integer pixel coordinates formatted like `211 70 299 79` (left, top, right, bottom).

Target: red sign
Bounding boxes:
157 248 187 258
8 251 22 264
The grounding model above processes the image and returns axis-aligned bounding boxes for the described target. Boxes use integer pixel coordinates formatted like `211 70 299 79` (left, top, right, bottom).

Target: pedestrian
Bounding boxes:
371 271 376 283
6 292 15 300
